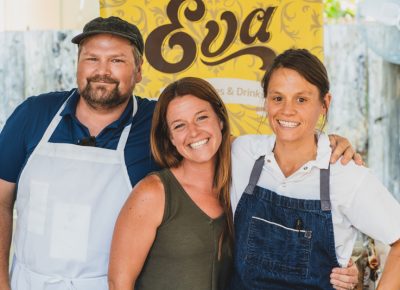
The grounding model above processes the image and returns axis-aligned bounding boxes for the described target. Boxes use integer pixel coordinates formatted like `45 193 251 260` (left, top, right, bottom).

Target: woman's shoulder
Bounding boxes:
130 171 166 201
234 134 274 144
330 159 370 179
118 171 166 231
233 134 275 157
317 133 369 178
329 160 377 205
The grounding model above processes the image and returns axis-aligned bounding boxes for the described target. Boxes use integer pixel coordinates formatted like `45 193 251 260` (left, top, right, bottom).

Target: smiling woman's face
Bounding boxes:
265 67 329 145
166 94 223 166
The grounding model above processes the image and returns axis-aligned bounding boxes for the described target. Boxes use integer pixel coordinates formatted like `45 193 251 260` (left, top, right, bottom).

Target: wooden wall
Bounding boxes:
325 24 400 201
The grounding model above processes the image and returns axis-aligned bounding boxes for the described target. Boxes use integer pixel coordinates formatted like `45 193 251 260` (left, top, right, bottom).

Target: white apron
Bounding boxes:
10 92 137 290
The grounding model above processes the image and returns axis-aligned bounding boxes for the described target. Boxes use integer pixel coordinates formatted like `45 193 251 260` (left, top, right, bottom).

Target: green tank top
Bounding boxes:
136 168 232 290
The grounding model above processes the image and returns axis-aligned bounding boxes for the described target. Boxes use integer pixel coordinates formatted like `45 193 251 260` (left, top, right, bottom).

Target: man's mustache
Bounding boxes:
87 75 119 84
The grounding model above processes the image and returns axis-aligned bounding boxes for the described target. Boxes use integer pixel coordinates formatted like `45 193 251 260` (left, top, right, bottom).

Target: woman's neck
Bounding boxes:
171 159 223 220
172 160 216 194
273 135 318 177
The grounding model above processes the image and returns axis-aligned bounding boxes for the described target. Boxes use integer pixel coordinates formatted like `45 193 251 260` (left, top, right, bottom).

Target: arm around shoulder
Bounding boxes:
108 174 165 290
0 179 16 290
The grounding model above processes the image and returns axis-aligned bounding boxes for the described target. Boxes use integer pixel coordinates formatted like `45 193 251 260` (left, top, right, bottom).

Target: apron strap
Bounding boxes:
320 166 331 211
116 96 138 152
244 155 265 195
40 92 137 152
38 90 77 146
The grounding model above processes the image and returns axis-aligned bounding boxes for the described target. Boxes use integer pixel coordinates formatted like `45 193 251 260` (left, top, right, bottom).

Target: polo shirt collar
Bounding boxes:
60 89 79 118
60 89 134 130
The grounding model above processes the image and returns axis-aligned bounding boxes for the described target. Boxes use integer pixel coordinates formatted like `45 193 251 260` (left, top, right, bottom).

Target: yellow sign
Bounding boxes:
100 0 323 135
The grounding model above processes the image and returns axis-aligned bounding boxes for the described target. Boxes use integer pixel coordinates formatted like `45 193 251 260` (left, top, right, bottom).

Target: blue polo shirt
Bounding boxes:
0 89 160 186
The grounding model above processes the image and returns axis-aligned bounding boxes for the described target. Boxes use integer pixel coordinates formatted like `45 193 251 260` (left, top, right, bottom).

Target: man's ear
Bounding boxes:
134 60 143 83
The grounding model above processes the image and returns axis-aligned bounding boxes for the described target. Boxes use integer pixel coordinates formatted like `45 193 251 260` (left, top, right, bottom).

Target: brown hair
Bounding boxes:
261 48 330 129
151 77 233 243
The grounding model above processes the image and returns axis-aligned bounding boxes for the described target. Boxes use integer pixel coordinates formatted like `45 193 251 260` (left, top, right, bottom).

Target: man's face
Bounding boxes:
76 33 142 110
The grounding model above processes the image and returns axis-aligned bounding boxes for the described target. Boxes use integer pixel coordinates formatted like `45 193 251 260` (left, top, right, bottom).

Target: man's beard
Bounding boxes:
80 75 131 110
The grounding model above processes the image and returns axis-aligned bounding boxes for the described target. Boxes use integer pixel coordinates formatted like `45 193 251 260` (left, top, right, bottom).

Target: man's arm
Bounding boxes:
328 134 364 165
0 179 16 290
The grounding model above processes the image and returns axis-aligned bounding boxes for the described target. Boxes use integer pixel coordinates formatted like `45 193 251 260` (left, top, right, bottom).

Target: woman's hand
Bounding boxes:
328 134 363 166
330 259 359 290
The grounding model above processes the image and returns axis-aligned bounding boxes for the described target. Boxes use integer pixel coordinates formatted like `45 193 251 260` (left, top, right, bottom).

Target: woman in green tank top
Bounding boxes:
108 77 233 290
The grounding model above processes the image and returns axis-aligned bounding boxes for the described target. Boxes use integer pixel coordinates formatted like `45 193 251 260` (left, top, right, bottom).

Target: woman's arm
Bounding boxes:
330 260 359 290
376 239 400 290
108 175 165 290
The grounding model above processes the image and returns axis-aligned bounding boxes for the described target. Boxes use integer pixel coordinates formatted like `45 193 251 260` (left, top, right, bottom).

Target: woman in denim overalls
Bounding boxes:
229 49 400 290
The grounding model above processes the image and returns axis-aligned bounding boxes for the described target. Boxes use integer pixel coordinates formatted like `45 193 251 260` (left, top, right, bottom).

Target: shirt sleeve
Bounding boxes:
0 99 32 183
125 98 161 187
343 170 400 245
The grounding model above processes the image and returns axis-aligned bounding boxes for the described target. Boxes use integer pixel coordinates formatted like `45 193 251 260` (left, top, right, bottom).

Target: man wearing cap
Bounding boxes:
0 16 158 290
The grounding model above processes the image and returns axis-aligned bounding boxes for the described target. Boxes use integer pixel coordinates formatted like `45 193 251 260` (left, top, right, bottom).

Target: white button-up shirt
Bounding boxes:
231 133 400 266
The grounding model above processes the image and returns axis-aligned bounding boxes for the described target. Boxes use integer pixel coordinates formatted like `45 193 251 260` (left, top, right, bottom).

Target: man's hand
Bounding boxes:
328 134 364 166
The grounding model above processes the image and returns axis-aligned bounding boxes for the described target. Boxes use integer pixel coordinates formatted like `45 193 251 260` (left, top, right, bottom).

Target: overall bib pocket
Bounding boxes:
245 215 312 279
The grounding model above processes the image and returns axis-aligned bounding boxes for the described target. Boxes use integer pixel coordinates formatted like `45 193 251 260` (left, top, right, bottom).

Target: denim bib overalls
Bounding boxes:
229 156 340 290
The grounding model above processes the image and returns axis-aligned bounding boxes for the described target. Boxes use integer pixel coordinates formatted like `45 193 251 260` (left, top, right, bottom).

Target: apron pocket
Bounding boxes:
245 215 312 279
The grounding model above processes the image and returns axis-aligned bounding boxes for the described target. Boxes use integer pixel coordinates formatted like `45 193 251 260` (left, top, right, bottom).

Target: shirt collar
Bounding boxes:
255 132 332 169
59 89 80 117
314 132 332 169
260 134 276 160
60 89 134 130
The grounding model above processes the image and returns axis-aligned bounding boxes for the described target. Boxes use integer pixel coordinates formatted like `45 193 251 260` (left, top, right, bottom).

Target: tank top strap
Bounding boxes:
150 169 181 224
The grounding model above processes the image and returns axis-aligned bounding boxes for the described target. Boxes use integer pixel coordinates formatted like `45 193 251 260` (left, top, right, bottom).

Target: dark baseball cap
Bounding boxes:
71 16 144 55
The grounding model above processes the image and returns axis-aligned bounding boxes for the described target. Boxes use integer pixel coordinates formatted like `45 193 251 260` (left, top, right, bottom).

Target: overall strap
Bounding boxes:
244 155 265 195
320 166 331 211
